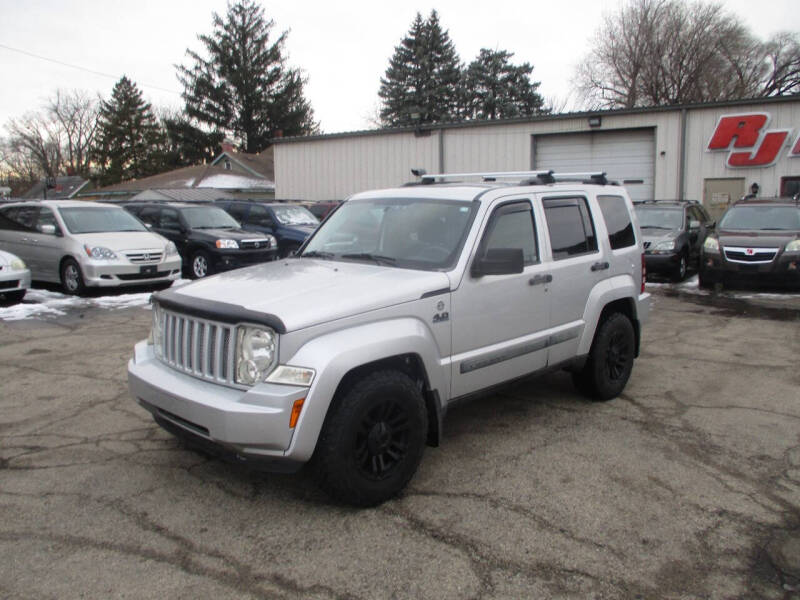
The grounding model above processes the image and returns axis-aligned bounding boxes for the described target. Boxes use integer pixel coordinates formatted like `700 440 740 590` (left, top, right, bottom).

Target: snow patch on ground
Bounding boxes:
646 274 798 300
0 280 190 321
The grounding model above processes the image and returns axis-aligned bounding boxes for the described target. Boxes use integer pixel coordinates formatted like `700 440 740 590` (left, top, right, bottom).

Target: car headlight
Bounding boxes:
216 239 239 249
266 365 315 387
165 241 179 256
84 245 117 259
235 326 278 385
10 258 26 270
703 237 720 252
786 240 800 252
652 240 675 251
149 303 164 354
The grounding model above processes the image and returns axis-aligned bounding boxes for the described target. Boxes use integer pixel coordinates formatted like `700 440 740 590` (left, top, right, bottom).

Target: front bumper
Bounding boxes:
127 341 307 470
644 252 682 274
0 268 31 293
212 249 278 272
701 251 800 287
81 256 183 287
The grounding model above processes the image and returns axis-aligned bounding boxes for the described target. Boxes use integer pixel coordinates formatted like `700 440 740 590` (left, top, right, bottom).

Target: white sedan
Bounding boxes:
0 248 31 305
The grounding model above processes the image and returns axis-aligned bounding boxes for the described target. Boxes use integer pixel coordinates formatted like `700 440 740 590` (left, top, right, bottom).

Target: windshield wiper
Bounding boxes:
340 252 397 265
301 250 334 259
640 225 672 230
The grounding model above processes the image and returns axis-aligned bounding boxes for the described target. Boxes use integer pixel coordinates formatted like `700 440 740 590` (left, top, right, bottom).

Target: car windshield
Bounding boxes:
718 205 800 231
634 206 683 229
59 207 148 234
181 206 240 229
301 197 477 270
272 205 319 226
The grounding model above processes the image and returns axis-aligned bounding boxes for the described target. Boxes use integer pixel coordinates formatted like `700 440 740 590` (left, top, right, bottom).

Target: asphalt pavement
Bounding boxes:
1 290 799 599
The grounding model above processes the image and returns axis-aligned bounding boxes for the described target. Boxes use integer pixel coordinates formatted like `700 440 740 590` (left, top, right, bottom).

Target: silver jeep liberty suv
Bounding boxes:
128 170 650 506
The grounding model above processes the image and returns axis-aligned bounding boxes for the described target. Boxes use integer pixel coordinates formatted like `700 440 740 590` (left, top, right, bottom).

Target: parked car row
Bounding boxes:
0 199 326 298
635 197 800 289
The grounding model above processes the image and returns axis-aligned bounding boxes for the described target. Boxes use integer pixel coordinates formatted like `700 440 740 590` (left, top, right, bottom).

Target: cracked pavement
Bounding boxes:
1 291 799 599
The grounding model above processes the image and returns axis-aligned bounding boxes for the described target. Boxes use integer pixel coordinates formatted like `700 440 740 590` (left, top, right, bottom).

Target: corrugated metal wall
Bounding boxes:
274 101 799 202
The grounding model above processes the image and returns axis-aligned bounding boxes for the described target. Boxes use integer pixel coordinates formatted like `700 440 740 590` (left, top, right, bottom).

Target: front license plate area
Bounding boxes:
140 265 157 275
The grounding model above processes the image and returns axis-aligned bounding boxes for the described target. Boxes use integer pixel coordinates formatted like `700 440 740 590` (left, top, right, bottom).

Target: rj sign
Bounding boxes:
707 113 800 168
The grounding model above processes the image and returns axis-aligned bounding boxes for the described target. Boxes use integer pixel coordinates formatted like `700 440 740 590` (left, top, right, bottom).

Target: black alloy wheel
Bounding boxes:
355 397 411 481
572 312 635 401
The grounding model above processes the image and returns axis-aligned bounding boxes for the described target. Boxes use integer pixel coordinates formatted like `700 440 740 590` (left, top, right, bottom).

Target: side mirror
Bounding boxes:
39 224 56 235
144 222 153 229
689 219 700 230
472 248 524 277
708 220 716 229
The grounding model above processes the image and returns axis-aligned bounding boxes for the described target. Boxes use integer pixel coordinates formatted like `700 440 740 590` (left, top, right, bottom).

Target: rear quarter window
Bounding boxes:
598 195 636 249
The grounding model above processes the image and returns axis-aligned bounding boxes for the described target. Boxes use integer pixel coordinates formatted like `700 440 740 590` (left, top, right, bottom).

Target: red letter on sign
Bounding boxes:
708 114 769 150
790 133 800 157
728 130 790 167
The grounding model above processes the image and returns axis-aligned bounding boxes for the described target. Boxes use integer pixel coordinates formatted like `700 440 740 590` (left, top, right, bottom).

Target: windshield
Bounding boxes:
59 207 148 234
272 205 319 226
719 205 800 231
634 206 683 230
181 206 240 229
301 197 477 270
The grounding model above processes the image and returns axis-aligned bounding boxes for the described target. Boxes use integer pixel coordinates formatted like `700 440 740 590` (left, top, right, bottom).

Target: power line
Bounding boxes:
0 42 182 96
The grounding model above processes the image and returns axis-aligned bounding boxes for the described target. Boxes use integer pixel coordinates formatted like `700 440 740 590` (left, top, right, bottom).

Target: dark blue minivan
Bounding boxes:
216 201 319 258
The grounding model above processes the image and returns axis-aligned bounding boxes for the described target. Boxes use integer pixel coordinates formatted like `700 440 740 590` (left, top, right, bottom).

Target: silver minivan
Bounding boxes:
0 200 182 294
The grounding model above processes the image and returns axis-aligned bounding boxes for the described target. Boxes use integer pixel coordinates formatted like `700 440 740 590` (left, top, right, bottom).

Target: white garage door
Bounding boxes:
533 129 655 202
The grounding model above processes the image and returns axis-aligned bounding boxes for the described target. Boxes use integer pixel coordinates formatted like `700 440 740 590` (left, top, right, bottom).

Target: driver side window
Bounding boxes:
480 201 538 265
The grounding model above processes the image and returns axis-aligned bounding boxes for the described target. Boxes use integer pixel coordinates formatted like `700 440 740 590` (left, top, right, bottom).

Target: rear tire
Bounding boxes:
60 258 86 295
572 313 635 401
313 370 427 507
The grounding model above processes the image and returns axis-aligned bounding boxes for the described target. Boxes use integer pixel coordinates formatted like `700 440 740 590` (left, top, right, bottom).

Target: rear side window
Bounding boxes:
543 197 598 259
226 203 249 223
598 195 636 249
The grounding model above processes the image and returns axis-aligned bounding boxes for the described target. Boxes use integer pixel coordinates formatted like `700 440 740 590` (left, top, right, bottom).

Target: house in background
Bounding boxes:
80 145 275 203
24 176 89 200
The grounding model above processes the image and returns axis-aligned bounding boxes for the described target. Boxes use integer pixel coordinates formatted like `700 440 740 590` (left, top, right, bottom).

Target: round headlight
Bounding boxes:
235 327 277 385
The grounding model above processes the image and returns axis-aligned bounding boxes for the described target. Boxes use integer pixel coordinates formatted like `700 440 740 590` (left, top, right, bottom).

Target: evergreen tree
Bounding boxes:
160 112 224 169
378 10 462 127
177 0 317 153
94 76 165 186
461 49 547 120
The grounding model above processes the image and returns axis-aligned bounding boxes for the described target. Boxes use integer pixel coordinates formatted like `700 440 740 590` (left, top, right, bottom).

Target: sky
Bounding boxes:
1 0 798 136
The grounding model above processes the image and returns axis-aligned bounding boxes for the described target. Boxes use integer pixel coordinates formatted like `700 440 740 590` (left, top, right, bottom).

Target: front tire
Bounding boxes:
313 370 428 507
190 251 212 279
60 258 86 295
572 313 635 401
671 252 688 282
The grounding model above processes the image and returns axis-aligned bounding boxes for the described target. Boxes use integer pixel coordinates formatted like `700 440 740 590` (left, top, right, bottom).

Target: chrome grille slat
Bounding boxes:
723 246 779 264
155 308 237 387
125 251 163 264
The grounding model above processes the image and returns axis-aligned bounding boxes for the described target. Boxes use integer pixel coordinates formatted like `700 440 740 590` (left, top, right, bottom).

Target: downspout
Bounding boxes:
438 128 445 173
678 108 687 201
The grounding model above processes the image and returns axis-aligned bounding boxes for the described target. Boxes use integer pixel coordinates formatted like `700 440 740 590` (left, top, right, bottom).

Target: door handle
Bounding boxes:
591 261 610 272
529 274 552 286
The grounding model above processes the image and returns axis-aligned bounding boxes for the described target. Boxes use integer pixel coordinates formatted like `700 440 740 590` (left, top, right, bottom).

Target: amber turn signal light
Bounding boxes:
289 398 305 428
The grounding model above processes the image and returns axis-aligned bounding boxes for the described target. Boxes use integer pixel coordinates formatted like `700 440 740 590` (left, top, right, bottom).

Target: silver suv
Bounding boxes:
128 171 650 506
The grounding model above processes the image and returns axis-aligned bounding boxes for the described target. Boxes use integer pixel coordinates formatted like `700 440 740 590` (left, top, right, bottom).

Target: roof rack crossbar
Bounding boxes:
417 170 555 183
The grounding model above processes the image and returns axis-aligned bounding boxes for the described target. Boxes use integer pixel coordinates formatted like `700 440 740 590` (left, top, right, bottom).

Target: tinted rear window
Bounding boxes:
598 195 636 249
543 197 598 259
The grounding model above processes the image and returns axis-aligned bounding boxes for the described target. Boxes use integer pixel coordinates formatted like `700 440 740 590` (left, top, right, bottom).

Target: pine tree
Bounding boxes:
161 113 224 169
378 10 462 127
177 0 316 153
94 76 165 186
461 49 548 120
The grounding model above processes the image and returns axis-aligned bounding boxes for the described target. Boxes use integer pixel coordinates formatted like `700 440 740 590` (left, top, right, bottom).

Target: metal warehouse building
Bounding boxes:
273 96 800 219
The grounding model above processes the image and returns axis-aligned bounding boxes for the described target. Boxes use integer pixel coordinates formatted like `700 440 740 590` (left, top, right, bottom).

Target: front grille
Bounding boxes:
117 270 171 281
723 246 778 264
157 309 237 387
240 239 272 250
0 280 19 290
126 251 163 264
